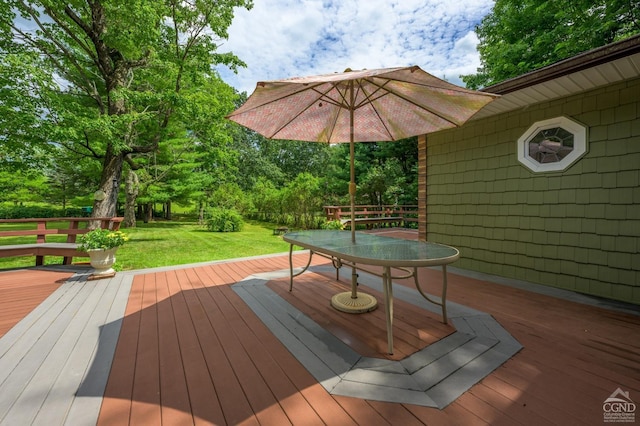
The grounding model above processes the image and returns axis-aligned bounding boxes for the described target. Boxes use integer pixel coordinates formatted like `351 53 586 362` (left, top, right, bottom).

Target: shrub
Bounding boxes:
0 204 89 219
0 205 63 219
321 219 344 230
205 208 244 232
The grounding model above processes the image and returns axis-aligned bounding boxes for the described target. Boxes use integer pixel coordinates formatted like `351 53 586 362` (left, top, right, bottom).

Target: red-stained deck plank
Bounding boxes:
268 272 454 360
129 273 162 425
97 274 144 425
218 272 361 425
0 269 72 337
155 270 194 426
219 283 326 425
176 267 254 425
91 247 639 425
170 270 231 423
198 278 291 425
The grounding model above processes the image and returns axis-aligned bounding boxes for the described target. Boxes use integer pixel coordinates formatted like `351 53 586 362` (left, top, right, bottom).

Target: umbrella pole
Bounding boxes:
349 87 357 299
329 81 377 314
350 139 356 244
349 140 358 299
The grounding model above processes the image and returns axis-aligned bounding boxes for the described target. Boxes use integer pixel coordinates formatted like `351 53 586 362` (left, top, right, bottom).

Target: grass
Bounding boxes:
0 219 294 271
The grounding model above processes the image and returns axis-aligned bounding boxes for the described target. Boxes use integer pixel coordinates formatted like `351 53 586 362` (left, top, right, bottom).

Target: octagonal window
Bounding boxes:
517 116 588 172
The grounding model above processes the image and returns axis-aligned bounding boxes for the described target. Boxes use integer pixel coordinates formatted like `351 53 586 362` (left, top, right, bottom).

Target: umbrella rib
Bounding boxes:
233 82 329 112
313 82 350 141
271 101 322 139
363 76 487 127
355 79 400 139
310 83 350 109
248 82 339 139
305 82 356 142
352 79 390 110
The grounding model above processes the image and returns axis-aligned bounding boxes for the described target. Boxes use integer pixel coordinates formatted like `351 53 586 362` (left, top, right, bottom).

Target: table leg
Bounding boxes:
442 264 448 324
413 266 449 324
289 244 294 291
334 258 341 281
383 266 394 354
289 245 315 291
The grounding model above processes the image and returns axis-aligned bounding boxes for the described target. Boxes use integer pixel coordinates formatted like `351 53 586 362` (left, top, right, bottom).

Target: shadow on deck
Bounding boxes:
0 231 638 425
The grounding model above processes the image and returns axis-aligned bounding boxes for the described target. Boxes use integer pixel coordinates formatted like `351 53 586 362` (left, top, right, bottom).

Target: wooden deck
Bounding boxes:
1 233 639 425
0 269 73 337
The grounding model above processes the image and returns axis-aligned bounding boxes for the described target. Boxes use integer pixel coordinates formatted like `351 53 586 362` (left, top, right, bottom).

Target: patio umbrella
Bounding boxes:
227 65 499 311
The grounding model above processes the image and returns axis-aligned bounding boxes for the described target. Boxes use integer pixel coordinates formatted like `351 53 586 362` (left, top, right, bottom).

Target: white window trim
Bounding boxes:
517 116 588 173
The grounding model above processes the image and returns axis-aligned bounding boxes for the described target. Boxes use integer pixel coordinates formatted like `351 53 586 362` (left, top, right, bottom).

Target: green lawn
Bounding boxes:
0 219 294 271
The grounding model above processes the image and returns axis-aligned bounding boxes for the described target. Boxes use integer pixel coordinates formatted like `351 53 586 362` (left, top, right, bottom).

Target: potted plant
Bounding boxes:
78 228 128 276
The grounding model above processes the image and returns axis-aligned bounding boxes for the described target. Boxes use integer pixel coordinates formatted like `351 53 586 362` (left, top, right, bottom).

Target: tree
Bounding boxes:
249 177 282 222
462 0 640 89
0 0 252 219
0 169 47 205
281 173 322 229
322 139 418 207
0 51 55 172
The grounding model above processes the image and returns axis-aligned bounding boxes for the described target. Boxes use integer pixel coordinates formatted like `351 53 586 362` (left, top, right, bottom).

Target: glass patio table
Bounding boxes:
283 230 460 354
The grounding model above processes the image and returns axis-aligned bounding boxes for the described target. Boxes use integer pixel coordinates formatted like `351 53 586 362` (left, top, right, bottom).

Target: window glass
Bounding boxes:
528 127 574 164
517 117 587 173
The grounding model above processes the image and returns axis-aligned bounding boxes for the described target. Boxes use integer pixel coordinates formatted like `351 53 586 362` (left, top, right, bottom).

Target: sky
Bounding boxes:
216 0 495 94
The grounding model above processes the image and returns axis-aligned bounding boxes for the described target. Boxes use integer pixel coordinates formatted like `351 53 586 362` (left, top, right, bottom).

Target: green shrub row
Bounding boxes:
0 205 88 219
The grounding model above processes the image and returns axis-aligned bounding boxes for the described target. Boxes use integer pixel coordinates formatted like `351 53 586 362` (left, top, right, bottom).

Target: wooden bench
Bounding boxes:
0 217 124 266
273 226 289 235
341 217 403 229
325 205 418 229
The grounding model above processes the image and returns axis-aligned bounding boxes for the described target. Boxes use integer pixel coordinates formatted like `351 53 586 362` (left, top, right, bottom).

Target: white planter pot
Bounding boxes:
88 247 117 276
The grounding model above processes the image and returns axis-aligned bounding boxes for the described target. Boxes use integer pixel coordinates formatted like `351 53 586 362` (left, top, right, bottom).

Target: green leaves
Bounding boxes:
462 0 640 89
0 0 253 216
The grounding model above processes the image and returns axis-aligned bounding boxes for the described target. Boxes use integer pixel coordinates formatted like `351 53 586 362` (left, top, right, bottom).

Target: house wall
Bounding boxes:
421 77 640 304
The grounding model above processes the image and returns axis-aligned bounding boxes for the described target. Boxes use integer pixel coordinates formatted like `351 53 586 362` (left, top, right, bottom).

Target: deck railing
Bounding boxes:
323 205 418 227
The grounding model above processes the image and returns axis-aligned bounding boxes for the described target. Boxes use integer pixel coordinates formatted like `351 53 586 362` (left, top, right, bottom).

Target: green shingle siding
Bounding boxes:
426 77 640 304
597 90 620 110
615 103 636 122
590 125 608 141
620 153 640 171
632 117 640 136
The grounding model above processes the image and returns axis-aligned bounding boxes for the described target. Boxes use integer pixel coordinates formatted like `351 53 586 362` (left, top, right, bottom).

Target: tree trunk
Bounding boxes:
144 202 153 223
165 201 172 220
198 202 205 225
92 151 124 218
124 171 139 228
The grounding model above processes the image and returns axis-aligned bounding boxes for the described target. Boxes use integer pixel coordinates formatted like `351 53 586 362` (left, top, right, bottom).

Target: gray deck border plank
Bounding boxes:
0 269 133 426
42 273 133 425
234 269 523 408
0 273 86 366
0 275 97 422
5 275 112 426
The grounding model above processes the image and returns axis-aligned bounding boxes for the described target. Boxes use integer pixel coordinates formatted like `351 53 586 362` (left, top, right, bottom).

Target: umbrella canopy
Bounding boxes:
227 65 499 240
227 65 498 144
227 66 498 312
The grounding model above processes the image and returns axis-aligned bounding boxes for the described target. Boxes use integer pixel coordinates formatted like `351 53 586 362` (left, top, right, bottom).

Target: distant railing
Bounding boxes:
323 205 418 228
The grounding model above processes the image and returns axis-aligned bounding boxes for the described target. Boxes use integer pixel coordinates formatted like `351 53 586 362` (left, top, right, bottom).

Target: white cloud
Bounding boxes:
217 0 494 93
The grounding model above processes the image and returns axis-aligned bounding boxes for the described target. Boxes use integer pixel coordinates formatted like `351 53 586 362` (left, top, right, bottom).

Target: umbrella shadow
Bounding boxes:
76 281 323 424
77 266 521 421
